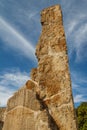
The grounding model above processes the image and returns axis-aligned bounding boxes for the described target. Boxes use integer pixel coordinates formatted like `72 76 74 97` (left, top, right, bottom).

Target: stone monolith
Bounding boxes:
31 5 78 130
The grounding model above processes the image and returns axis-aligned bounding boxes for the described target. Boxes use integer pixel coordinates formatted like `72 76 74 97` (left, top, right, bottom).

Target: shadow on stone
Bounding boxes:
36 93 60 130
0 121 4 130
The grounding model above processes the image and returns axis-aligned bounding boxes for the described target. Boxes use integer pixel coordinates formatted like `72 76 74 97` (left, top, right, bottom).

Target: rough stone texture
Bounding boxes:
32 5 78 130
3 80 58 130
0 108 6 130
2 5 78 130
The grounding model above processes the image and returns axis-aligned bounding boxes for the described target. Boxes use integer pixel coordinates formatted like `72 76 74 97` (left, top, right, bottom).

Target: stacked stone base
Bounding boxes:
3 80 58 130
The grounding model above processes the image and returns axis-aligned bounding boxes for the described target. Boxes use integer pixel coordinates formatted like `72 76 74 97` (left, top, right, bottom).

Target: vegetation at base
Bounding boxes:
76 102 87 130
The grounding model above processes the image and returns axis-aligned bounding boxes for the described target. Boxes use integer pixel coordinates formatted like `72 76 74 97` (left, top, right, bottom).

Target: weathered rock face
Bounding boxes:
0 108 6 130
31 5 78 130
3 80 58 130
2 5 78 130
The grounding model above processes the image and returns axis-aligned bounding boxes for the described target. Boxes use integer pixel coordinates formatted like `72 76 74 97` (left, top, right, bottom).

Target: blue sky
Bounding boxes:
0 0 87 107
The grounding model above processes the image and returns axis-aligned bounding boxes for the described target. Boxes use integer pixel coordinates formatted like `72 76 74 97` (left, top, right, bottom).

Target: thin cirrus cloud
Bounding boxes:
74 95 86 103
72 82 87 104
71 71 87 105
0 17 36 61
0 85 13 107
0 69 29 107
65 13 87 61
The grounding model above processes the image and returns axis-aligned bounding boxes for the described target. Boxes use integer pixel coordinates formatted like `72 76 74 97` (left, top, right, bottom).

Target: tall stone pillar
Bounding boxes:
31 5 78 130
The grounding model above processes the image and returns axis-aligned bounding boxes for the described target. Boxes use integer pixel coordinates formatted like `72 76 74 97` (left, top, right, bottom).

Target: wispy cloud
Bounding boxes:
71 71 87 85
71 71 87 104
0 69 29 107
0 85 14 107
74 23 87 43
0 17 36 61
65 13 87 62
74 95 86 103
66 20 78 36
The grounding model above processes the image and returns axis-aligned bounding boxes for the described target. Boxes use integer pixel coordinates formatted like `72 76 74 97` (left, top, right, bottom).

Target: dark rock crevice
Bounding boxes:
0 121 4 130
36 93 60 130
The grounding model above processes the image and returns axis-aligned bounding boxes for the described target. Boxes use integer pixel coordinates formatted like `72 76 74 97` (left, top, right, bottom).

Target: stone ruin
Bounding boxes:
1 5 78 130
0 108 5 130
